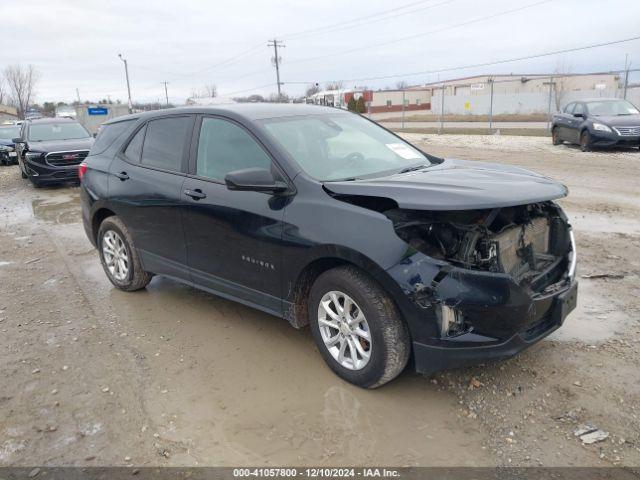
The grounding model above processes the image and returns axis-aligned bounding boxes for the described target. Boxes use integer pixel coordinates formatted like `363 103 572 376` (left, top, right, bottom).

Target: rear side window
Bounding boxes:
91 119 135 155
141 116 191 172
124 125 146 163
196 117 271 181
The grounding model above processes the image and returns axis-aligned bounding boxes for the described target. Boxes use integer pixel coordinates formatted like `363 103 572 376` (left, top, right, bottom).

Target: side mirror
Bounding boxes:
225 168 288 193
573 112 584 118
92 132 98 138
12 138 21 144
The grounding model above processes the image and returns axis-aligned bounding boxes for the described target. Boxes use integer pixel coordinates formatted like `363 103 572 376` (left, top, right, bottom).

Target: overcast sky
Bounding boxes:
3 0 640 104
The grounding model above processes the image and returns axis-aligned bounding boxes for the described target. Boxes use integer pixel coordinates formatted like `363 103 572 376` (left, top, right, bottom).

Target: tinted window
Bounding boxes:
141 116 191 172
196 117 271 180
573 103 584 115
91 119 135 155
124 125 146 163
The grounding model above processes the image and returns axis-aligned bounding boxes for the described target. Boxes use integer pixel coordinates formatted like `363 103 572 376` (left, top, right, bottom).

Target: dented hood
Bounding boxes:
324 158 568 210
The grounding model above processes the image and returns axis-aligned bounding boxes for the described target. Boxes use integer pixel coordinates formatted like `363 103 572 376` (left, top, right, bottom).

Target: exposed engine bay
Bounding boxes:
385 202 572 293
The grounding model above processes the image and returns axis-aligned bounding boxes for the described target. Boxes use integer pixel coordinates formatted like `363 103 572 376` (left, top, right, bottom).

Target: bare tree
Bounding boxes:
553 59 574 111
395 80 409 90
0 77 6 105
305 83 321 97
203 84 217 98
3 64 40 119
325 81 343 91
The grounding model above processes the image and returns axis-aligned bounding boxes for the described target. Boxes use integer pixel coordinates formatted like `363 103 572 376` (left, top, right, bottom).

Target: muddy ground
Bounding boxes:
0 135 638 468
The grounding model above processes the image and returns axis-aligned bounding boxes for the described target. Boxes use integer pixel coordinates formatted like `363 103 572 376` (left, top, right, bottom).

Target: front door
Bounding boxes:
182 116 287 315
567 102 584 143
108 115 194 280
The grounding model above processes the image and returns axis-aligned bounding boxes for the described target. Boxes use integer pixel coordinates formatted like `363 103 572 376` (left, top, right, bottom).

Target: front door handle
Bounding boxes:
184 188 206 200
114 171 129 181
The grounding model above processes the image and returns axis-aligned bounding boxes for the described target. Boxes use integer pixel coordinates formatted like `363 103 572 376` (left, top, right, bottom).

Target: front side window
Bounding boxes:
573 103 584 115
141 116 191 172
261 113 434 181
28 122 91 141
564 103 575 114
196 117 272 181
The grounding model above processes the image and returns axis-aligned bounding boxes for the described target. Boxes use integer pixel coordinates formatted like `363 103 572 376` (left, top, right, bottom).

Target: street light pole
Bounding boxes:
118 53 133 113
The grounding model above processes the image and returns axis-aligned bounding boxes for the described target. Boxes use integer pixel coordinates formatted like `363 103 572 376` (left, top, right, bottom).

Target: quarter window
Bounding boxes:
124 125 146 163
140 116 191 172
196 117 272 181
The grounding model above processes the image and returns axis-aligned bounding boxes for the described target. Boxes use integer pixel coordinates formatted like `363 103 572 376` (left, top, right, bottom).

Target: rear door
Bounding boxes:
181 115 287 315
567 102 585 143
556 102 574 139
108 115 195 280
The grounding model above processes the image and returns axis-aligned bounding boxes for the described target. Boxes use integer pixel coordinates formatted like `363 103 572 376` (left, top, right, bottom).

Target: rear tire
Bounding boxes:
308 266 410 388
551 127 562 146
97 216 152 291
580 131 592 152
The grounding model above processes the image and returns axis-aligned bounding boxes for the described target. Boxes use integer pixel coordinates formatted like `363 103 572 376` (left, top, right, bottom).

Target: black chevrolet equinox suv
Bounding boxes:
80 104 577 388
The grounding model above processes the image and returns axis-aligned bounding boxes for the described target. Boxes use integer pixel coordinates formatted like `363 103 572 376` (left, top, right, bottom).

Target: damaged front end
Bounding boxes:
384 201 577 372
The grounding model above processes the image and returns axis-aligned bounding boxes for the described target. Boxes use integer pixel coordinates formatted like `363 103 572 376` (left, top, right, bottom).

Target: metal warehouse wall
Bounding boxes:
429 88 630 116
75 105 130 134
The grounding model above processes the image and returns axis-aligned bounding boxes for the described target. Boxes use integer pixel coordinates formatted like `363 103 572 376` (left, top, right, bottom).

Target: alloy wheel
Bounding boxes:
102 230 130 281
317 291 372 370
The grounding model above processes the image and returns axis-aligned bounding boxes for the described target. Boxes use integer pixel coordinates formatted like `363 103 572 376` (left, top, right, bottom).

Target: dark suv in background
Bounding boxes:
0 124 21 165
14 117 94 186
80 104 577 388
551 98 640 151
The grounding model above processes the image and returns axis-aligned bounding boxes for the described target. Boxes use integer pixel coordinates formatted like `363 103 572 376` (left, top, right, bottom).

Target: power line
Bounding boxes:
285 0 552 66
295 35 640 84
281 0 455 40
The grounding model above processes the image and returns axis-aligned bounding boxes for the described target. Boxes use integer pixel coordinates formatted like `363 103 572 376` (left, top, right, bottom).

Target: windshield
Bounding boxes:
28 122 91 141
0 126 20 140
586 100 639 116
260 113 434 181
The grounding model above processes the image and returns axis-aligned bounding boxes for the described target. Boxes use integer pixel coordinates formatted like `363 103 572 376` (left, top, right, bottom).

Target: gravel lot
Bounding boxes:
0 135 638 468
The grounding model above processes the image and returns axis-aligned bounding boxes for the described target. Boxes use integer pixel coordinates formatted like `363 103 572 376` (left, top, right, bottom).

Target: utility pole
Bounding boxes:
118 53 133 113
162 81 169 107
267 39 285 101
439 83 445 134
623 54 630 99
75 88 81 104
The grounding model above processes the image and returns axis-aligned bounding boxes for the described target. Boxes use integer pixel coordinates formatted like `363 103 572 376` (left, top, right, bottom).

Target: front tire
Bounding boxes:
551 127 562 146
309 266 410 388
97 216 152 291
580 131 592 152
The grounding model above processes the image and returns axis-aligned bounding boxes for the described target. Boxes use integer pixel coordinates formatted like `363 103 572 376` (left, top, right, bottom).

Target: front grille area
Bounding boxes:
613 126 640 136
46 150 89 167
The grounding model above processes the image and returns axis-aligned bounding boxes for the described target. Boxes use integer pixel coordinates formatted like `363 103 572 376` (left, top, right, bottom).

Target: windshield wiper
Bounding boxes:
398 163 428 174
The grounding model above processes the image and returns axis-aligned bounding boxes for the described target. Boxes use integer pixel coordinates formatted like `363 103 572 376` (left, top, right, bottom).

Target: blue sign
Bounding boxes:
87 107 108 115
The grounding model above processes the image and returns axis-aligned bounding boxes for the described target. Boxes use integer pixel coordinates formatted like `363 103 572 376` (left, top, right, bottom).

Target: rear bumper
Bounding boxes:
412 280 578 374
25 157 79 184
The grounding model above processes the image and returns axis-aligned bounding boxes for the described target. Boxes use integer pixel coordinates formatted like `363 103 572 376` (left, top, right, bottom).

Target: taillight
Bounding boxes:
78 162 88 181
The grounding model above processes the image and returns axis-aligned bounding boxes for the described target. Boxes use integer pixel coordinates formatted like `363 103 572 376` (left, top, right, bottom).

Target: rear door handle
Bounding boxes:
113 171 129 181
184 188 206 200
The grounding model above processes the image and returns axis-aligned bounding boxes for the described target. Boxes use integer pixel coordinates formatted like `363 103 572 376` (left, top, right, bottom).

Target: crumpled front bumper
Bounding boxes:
386 231 578 375
412 280 577 374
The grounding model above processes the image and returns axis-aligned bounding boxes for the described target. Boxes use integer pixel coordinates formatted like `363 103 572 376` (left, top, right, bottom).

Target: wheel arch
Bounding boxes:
92 207 117 244
284 246 408 331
